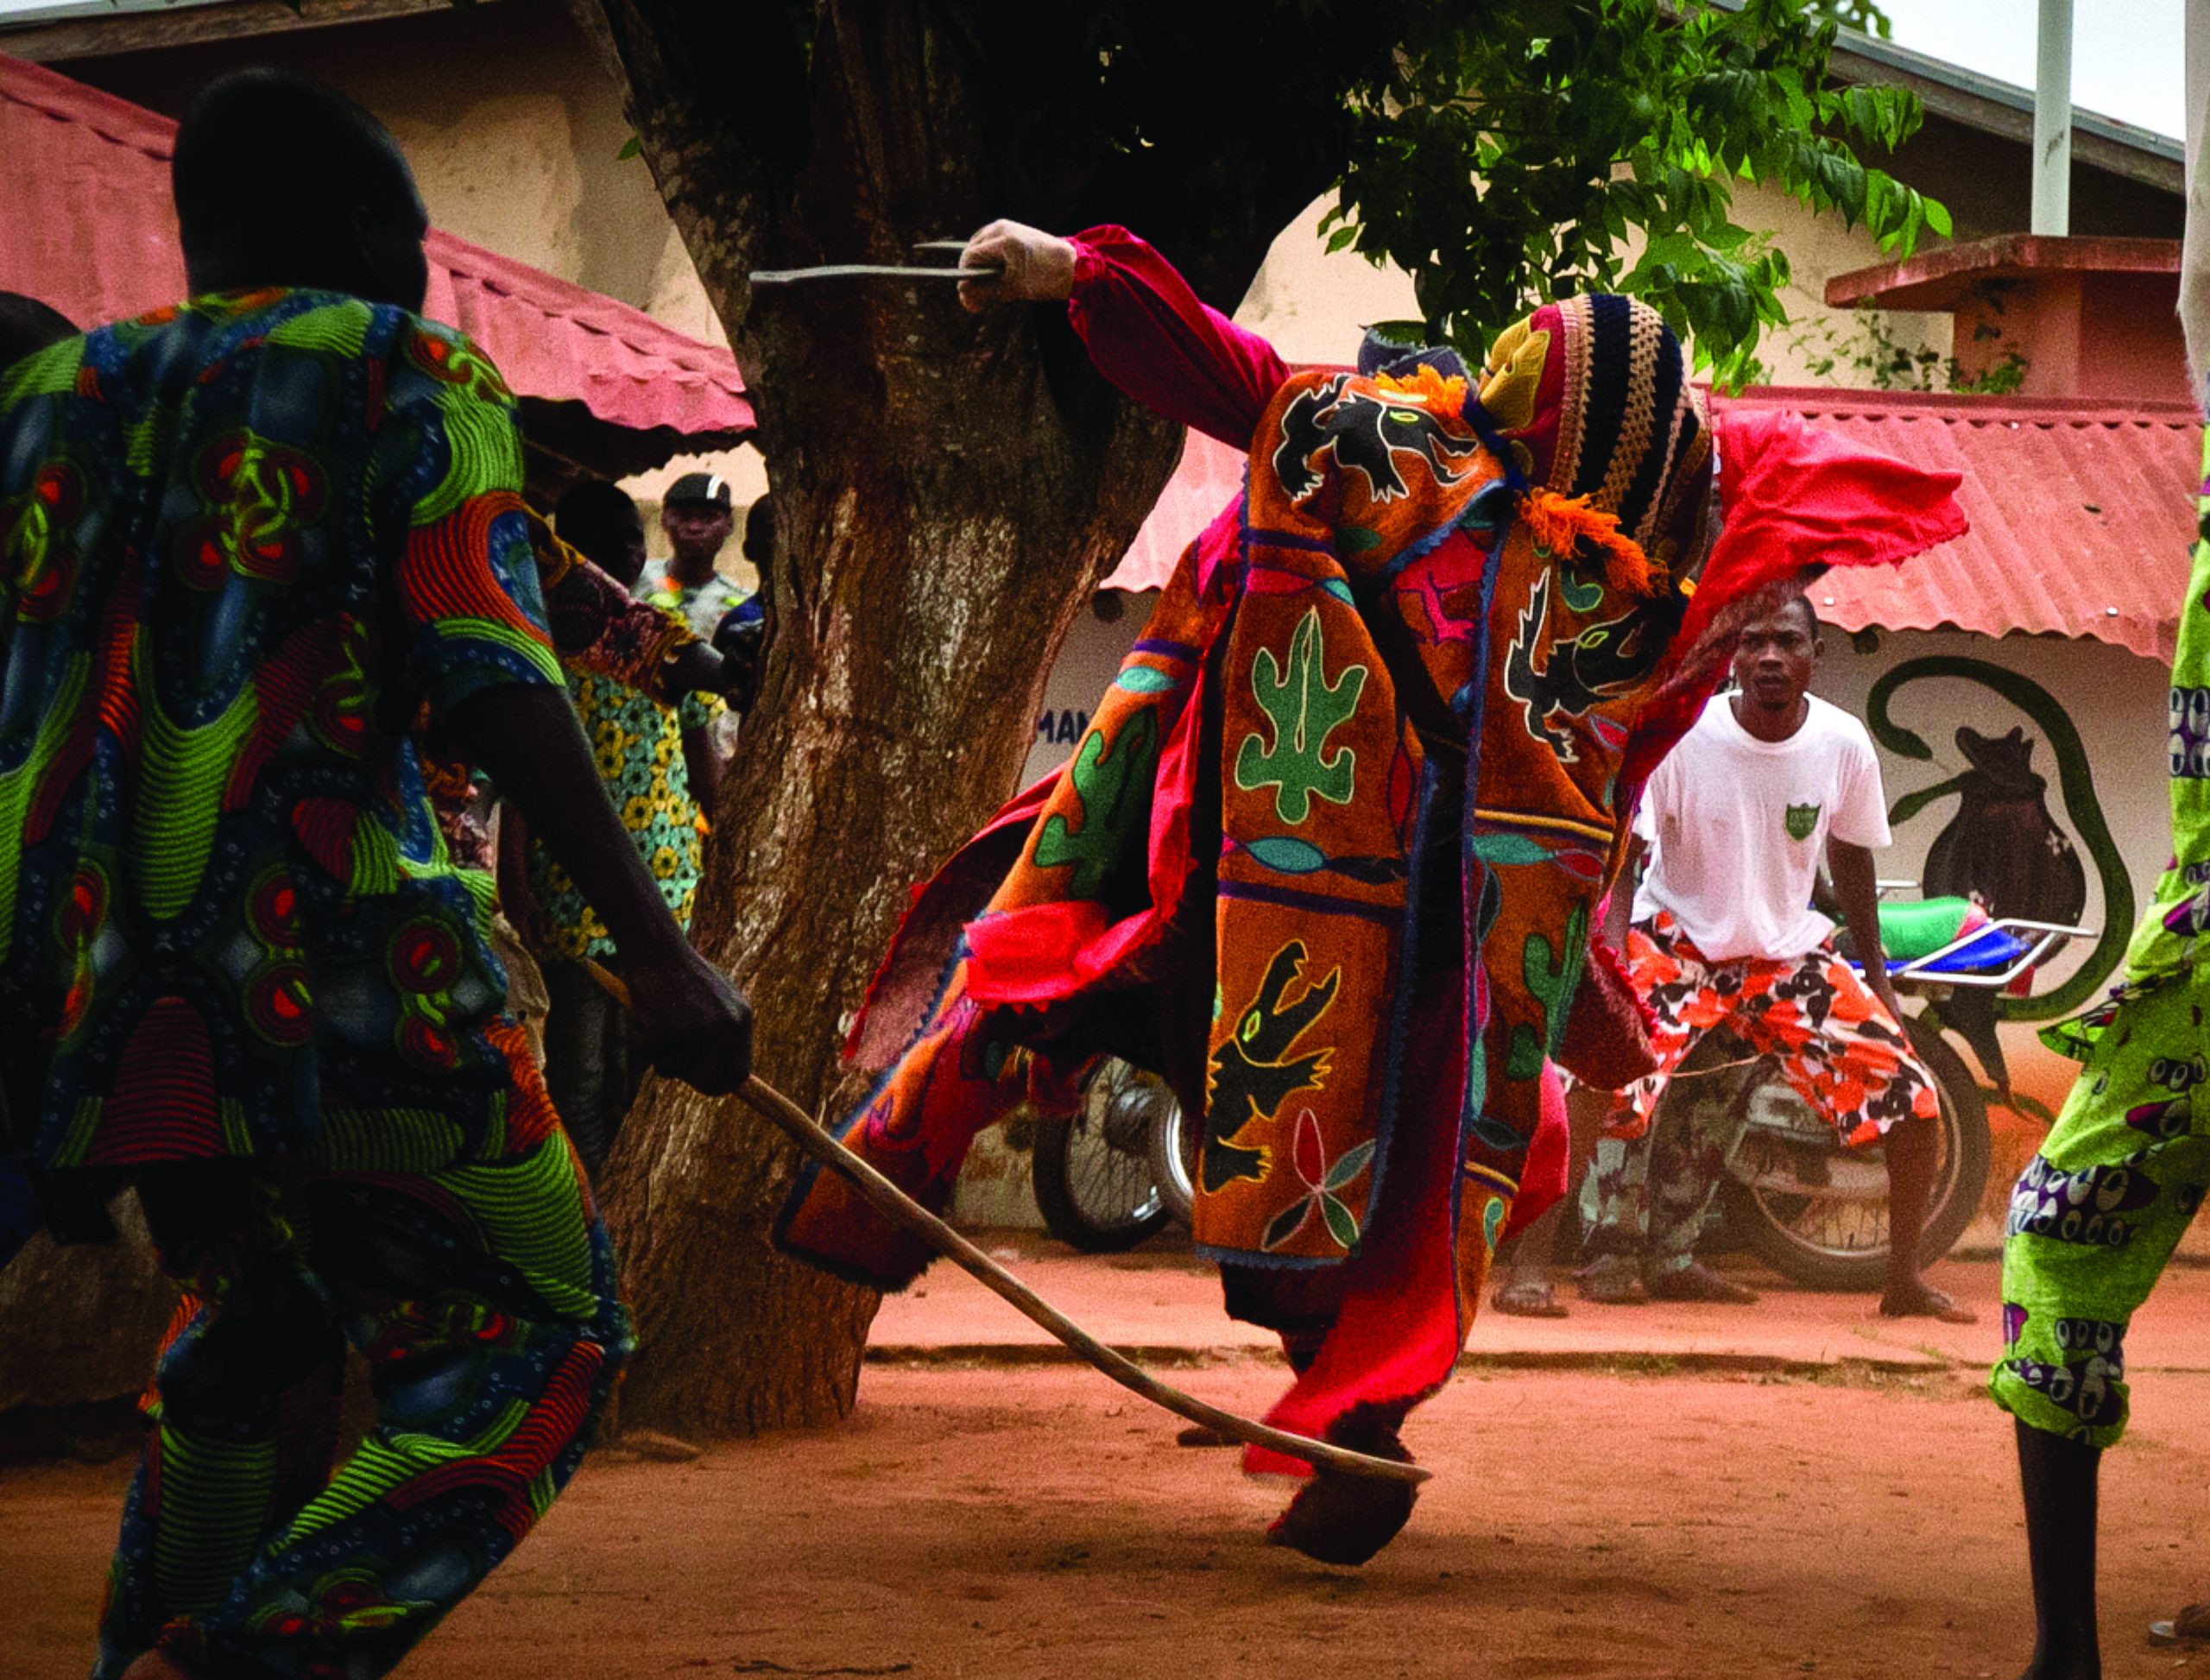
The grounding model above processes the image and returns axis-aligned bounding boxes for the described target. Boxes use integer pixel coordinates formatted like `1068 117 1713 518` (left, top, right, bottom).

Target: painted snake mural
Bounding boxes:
1866 655 2133 1025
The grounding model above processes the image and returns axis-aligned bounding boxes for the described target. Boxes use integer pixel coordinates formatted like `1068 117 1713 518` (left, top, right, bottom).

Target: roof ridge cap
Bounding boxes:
426 237 736 381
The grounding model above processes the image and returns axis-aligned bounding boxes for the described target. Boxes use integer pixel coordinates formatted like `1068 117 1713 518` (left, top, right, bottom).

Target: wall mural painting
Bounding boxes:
1865 656 2133 1102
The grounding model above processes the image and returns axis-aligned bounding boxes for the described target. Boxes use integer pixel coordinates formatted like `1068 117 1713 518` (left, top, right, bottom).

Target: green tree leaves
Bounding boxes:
1321 0 1941 388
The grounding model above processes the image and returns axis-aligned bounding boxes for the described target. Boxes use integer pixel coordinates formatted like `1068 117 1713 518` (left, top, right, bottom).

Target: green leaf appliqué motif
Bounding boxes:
1234 607 1367 825
1033 708 1159 900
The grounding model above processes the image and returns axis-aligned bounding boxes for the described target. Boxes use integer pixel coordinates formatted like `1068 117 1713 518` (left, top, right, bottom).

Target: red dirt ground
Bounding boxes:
9 1358 2210 1680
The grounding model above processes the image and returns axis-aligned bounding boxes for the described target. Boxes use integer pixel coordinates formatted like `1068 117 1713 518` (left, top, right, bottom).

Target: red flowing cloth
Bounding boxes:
1243 998 1568 1478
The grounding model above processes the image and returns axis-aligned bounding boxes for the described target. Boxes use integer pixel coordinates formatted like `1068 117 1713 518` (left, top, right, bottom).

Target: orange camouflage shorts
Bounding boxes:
1610 911 1938 1146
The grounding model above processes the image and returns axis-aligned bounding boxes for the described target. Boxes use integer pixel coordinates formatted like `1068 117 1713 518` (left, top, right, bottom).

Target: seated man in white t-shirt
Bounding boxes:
1562 595 1971 1321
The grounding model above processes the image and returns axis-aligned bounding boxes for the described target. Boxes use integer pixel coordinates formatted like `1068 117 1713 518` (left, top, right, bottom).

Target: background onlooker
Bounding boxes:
509 480 724 1179
641 470 748 635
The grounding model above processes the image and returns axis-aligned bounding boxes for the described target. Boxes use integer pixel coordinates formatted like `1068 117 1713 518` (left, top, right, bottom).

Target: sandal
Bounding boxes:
2148 1601 2210 1646
1877 1285 1977 1325
1489 1279 1569 1319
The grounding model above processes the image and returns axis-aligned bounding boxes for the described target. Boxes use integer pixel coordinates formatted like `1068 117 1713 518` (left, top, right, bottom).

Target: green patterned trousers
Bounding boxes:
1992 971 2210 1446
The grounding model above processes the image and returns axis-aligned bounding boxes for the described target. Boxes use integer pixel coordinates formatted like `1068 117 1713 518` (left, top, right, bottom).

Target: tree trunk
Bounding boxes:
601 275 1181 1437
0 1198 176 1441
565 0 1186 1436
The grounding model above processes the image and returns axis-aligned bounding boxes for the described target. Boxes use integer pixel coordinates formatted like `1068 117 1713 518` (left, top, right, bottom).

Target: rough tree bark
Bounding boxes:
562 0 1363 1435
0 1201 175 1439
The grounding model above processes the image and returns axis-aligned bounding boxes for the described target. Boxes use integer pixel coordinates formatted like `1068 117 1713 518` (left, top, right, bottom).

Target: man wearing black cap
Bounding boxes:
641 470 750 638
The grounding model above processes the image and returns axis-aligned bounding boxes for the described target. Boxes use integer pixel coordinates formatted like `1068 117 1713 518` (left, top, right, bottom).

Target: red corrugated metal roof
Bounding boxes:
1718 387 2197 661
0 51 753 443
1105 381 2200 662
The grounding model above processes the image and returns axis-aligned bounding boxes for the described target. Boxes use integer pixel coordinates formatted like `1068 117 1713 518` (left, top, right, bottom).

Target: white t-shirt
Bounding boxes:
1632 692 1891 962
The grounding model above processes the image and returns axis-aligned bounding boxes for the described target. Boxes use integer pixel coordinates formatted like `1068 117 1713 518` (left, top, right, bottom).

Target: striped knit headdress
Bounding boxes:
1474 294 1712 571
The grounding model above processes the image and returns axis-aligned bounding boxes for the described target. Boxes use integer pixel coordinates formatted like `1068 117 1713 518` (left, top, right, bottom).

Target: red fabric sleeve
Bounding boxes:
1065 225 1290 446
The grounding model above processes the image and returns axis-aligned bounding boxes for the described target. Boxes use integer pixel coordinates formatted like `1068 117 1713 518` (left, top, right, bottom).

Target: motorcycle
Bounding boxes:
1033 889 2091 1283
1703 888 2089 1289
1030 1058 1191 1254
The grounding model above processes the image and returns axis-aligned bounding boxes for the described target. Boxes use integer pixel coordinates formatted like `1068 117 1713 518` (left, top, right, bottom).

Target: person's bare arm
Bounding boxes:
1828 837 1904 1025
1604 832 1647 954
446 685 751 1091
682 725 723 821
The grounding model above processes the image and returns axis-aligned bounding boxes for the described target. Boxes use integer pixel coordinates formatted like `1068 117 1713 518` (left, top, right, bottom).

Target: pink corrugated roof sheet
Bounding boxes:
0 51 752 439
1100 427 1247 592
1106 380 2200 662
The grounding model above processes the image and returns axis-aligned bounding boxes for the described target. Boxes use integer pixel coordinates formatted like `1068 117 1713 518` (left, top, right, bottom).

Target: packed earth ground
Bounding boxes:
8 1247 2210 1680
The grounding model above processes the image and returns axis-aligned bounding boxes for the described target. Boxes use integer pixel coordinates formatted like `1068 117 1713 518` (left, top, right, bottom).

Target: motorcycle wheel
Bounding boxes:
1032 1059 1174 1254
1719 1019 1991 1292
1147 1082 1197 1224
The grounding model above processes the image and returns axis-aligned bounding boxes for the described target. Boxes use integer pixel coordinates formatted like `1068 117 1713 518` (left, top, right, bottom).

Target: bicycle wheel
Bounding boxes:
1032 1059 1173 1253
1720 1019 1990 1291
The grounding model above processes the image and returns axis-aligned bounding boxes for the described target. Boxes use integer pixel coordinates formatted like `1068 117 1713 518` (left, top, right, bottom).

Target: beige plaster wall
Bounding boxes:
1231 180 1953 387
61 0 769 533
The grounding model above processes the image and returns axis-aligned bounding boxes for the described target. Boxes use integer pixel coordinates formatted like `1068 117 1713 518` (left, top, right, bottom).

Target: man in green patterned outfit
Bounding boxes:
1994 80 2210 1679
0 73 751 1679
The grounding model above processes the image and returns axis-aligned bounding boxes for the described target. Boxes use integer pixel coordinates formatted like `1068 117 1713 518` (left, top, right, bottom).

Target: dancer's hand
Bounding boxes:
959 220 1076 313
623 944 755 1095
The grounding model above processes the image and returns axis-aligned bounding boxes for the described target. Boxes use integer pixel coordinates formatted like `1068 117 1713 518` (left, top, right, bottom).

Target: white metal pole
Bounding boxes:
2182 0 2210 401
2188 0 2210 193
2032 0 2074 236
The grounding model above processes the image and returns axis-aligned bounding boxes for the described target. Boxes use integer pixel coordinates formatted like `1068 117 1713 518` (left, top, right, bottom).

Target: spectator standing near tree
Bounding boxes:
504 481 726 1179
639 470 749 635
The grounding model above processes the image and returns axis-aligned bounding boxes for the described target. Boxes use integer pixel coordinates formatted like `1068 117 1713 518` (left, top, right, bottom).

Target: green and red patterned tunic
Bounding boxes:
0 288 564 1171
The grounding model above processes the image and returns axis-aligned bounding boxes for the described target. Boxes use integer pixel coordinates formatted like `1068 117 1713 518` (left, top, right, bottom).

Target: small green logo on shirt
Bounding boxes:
1784 801 1822 841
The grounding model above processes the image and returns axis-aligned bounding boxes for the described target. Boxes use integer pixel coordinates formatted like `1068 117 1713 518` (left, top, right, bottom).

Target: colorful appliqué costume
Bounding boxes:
0 290 628 1677
1992 426 2210 1447
776 230 1966 1549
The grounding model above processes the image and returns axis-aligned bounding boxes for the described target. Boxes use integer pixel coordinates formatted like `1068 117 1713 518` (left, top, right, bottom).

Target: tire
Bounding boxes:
1720 1018 1991 1292
1031 1060 1173 1253
1147 1084 1197 1224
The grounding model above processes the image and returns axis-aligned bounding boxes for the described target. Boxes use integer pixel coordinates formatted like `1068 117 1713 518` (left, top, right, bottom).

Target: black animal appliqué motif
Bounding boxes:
1205 940 1342 1192
1272 376 1481 505
1503 572 1672 762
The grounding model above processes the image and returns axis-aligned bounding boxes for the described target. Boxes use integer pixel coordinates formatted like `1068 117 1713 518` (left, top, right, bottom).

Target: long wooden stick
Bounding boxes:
735 1076 1430 1487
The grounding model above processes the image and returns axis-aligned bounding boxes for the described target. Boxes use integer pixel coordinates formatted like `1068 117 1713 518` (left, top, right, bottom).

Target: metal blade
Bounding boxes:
748 261 1001 286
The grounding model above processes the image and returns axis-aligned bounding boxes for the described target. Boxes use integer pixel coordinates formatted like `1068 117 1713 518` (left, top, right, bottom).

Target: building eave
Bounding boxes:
1826 232 2182 311
0 0 495 63
1827 31 2182 196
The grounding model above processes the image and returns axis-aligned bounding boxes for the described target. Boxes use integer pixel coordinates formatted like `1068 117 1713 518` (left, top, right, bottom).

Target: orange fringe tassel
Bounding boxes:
1373 364 1469 409
1516 489 1665 597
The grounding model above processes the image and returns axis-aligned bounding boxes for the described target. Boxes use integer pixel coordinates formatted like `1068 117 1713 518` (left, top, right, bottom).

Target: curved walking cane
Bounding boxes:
734 1076 1430 1487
